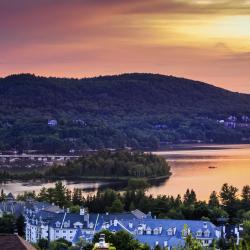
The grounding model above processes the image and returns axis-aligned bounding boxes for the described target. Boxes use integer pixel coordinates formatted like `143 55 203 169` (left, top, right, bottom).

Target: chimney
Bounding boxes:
80 207 85 216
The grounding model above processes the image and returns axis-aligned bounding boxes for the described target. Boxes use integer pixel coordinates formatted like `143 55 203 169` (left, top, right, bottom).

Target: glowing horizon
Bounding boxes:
1 0 250 92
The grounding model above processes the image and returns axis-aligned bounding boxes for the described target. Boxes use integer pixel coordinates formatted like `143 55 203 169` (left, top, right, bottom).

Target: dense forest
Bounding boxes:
47 150 170 178
1 73 250 152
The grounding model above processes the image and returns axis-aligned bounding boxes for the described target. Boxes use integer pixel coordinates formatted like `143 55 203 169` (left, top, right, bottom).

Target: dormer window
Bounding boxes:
153 228 159 235
73 222 83 229
196 229 202 237
128 222 133 229
182 229 189 237
55 221 61 228
204 229 210 237
137 228 143 235
167 228 173 236
146 227 151 235
102 222 109 229
64 222 69 228
89 222 94 229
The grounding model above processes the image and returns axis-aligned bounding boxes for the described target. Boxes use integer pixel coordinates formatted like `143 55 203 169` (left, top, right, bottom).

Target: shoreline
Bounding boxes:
0 173 171 183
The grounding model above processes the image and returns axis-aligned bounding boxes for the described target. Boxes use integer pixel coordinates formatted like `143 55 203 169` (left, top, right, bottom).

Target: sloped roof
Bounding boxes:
131 209 147 219
0 234 36 250
6 193 15 200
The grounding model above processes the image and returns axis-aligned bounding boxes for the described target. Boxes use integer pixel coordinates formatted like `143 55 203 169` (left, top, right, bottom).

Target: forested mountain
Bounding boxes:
1 73 250 152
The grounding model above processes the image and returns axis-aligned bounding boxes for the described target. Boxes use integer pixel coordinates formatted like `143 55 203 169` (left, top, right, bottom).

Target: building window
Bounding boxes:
204 230 210 237
196 230 202 237
182 230 188 237
137 229 143 235
167 229 173 236
153 229 159 235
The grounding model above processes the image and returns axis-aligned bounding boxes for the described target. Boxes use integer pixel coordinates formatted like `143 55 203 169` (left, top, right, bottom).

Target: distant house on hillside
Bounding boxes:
224 116 237 129
48 119 58 127
73 119 87 127
227 116 237 122
242 115 249 123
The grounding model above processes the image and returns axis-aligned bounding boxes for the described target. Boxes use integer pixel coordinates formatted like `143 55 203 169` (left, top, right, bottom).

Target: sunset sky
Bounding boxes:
1 0 250 92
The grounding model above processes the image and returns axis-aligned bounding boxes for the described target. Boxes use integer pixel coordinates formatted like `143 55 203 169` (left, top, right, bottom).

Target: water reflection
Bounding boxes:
0 180 126 196
149 144 250 200
1 144 250 200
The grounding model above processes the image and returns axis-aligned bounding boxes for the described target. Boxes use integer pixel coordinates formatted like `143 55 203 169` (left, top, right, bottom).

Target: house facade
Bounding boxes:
0 195 224 249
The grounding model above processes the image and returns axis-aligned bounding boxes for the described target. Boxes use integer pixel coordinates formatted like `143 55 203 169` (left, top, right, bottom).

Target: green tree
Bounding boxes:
93 230 141 250
242 185 250 209
220 183 239 218
183 189 197 206
72 188 83 205
185 234 203 250
209 191 220 208
243 221 250 236
53 181 70 207
37 238 49 250
0 214 15 233
70 205 80 214
16 214 25 236
0 189 6 201
127 178 149 191
49 238 72 250
113 230 141 250
108 199 124 213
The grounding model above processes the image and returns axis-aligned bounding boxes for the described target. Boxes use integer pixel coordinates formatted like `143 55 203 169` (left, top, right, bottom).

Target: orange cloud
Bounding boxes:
0 0 250 92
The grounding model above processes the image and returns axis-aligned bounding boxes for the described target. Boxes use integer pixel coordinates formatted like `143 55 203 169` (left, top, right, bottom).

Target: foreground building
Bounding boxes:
24 206 221 249
0 194 223 249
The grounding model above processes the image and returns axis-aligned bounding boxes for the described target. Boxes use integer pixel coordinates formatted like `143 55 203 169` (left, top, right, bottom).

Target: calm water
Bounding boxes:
1 144 250 200
149 144 250 200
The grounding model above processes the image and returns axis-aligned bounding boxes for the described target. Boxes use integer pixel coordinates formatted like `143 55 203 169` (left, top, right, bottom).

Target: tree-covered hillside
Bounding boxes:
1 73 250 152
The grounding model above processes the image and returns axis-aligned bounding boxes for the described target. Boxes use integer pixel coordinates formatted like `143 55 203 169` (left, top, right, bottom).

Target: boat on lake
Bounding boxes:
208 166 217 169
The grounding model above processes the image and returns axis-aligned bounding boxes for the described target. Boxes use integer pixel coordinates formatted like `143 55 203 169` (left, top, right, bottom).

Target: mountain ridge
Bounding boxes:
0 72 250 152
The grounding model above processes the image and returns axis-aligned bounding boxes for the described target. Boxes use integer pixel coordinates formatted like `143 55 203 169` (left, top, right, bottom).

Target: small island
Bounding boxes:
0 150 171 181
46 150 171 180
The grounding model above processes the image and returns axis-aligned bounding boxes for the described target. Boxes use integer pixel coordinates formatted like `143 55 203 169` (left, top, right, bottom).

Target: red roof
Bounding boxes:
0 234 36 250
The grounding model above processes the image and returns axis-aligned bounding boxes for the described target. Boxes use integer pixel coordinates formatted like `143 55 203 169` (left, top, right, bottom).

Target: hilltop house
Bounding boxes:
48 119 58 127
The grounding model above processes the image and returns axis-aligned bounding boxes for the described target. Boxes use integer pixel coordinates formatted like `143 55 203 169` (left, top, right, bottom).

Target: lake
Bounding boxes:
1 144 250 200
149 144 250 200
